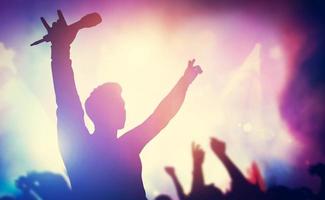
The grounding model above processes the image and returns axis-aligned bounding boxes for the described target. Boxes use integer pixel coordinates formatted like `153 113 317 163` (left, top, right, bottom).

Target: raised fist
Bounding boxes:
210 137 226 156
165 166 176 177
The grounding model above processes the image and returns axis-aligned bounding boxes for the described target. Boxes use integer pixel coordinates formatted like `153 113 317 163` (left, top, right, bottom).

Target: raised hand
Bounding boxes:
192 143 205 165
210 137 226 156
183 59 203 84
37 10 78 46
165 166 187 200
165 166 176 177
32 10 101 46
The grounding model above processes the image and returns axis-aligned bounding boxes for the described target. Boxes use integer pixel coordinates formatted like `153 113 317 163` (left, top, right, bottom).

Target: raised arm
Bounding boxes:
191 143 205 194
210 137 250 188
165 167 187 200
122 59 202 151
39 10 88 141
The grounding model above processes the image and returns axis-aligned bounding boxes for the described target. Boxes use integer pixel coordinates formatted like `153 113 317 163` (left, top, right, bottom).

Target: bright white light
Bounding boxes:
243 123 253 133
270 45 284 60
69 15 297 198
0 43 16 73
2 13 298 199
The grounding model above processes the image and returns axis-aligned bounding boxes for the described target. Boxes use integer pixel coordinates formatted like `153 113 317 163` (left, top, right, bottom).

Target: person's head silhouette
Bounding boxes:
155 194 172 200
85 82 126 136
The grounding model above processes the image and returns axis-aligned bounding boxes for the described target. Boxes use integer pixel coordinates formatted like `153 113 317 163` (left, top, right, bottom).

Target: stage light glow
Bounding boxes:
68 15 297 197
1 12 299 199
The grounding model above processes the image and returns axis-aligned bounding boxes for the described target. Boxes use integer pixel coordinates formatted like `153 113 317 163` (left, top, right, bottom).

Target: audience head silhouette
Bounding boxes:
155 194 173 200
85 82 126 133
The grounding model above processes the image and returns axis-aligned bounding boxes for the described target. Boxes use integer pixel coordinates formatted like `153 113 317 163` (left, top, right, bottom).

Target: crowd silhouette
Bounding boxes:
0 171 70 200
156 138 325 200
1 9 325 200
1 141 325 200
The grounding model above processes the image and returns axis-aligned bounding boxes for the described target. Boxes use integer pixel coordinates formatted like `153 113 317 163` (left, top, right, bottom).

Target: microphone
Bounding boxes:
31 13 102 46
69 13 102 31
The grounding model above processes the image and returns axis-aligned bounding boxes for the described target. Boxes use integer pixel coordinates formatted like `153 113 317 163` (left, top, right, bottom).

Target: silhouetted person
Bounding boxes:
15 175 37 200
155 194 173 200
190 143 225 200
165 143 224 200
37 10 202 200
247 161 266 192
266 185 294 200
310 163 325 200
210 137 264 200
14 172 71 200
190 143 224 200
0 172 70 200
165 166 187 200
191 143 205 196
266 185 315 200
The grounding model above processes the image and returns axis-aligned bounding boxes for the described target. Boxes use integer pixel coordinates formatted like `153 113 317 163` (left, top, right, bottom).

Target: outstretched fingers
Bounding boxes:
57 9 67 25
40 10 67 32
188 59 196 67
40 17 51 32
192 142 204 153
187 59 202 74
192 142 198 152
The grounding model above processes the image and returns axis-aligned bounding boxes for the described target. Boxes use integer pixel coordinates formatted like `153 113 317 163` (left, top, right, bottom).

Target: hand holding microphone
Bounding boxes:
31 10 102 46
